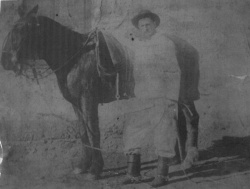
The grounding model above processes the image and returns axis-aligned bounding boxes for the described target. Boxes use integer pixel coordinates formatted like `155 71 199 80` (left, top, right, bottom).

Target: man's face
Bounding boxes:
138 17 156 40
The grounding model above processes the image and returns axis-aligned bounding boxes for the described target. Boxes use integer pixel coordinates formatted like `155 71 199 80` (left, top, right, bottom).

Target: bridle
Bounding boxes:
1 30 21 56
1 17 42 75
2 15 41 54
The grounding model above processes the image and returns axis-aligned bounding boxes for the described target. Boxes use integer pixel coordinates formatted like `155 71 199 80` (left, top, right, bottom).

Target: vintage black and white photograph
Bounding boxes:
0 0 250 188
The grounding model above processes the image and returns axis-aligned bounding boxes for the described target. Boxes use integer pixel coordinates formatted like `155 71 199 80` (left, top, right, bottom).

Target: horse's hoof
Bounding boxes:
84 173 100 181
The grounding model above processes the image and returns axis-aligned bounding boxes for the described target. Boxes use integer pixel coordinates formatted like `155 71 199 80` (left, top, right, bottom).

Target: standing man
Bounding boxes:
122 10 200 187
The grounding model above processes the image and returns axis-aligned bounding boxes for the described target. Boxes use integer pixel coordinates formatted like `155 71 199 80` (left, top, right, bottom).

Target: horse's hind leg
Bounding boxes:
73 106 92 173
81 95 104 179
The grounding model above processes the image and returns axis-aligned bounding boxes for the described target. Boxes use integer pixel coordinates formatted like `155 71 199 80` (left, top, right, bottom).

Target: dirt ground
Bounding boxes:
1 123 250 189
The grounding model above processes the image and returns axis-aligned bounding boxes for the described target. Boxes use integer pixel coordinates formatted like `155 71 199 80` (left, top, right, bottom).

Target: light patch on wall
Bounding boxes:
0 0 16 12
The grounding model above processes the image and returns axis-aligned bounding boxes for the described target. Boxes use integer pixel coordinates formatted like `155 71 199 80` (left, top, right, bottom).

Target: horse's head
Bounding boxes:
1 5 40 74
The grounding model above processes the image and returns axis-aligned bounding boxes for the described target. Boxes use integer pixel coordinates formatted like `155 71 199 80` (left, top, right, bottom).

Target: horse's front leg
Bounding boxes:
81 94 104 179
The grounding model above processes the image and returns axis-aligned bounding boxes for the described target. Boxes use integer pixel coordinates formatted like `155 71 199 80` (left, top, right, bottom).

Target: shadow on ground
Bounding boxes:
101 135 250 187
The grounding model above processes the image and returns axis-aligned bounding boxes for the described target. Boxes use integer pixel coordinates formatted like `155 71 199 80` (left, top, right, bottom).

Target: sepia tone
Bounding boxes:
0 0 250 188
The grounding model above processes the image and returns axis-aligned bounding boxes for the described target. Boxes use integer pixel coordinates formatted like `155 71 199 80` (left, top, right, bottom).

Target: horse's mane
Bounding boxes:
26 15 90 67
36 15 83 37
35 15 87 47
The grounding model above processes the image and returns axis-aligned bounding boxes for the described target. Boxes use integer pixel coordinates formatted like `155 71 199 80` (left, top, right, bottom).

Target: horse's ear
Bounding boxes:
26 5 39 17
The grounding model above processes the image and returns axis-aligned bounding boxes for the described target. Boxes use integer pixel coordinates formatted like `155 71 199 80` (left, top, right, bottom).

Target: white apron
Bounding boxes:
122 32 181 157
132 32 180 100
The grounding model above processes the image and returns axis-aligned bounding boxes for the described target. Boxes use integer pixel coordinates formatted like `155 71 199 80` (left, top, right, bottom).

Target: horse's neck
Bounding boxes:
42 35 86 71
39 19 88 72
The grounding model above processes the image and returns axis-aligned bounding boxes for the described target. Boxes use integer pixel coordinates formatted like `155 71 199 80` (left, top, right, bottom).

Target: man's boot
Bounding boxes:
122 154 141 184
150 156 170 187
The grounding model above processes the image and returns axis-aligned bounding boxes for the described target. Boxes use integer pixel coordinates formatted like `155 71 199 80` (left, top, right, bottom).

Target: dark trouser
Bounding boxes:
177 101 199 160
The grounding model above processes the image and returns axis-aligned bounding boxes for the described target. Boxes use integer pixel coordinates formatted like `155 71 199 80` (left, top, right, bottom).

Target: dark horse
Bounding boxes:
1 5 135 179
